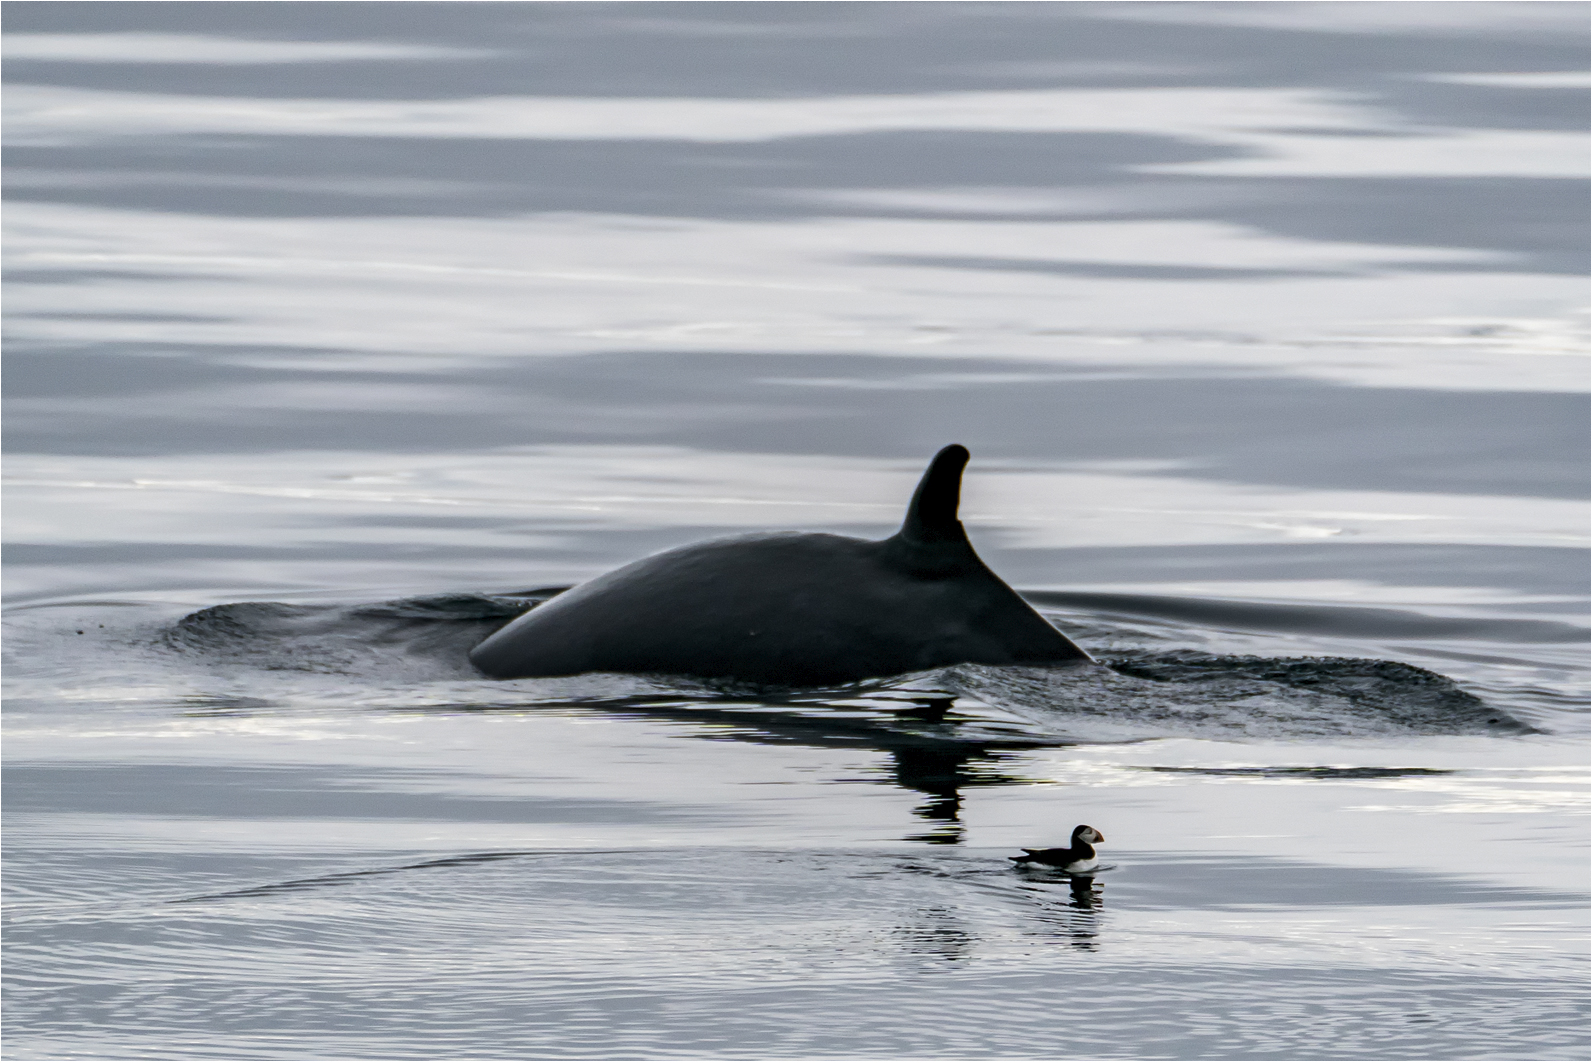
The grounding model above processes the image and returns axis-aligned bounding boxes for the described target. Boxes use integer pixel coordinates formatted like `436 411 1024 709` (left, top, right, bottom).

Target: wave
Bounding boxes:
940 656 1531 741
147 590 1539 741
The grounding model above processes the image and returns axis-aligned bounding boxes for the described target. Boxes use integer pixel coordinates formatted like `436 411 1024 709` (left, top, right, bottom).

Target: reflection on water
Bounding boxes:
891 744 1035 846
1018 875 1106 952
4 2 1588 1059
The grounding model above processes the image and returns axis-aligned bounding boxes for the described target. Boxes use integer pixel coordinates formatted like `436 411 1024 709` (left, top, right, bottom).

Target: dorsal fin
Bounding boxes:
897 444 970 545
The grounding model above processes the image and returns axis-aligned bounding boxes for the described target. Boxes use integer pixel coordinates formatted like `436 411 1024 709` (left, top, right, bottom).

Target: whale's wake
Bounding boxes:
144 590 1536 741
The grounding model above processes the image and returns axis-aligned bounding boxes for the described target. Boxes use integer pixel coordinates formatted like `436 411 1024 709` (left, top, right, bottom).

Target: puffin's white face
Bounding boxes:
1078 826 1104 844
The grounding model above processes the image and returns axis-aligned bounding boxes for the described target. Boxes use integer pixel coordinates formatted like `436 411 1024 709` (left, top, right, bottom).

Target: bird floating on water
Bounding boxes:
1010 824 1105 873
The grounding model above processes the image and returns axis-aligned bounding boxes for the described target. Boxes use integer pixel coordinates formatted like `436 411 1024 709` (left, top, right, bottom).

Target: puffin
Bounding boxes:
1010 825 1105 873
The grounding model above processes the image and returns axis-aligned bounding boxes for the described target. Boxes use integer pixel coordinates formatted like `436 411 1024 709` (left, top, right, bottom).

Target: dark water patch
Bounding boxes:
1011 542 1589 598
1212 176 1589 277
6 2 1583 106
4 341 345 399
2 761 715 825
880 249 1576 279
1032 590 1589 643
1110 853 1588 911
8 132 1586 272
0 268 241 285
12 310 233 323
1 541 573 571
6 542 351 566
9 344 1586 500
3 129 1237 219
1133 765 1453 780
1372 75 1591 133
870 253 1355 281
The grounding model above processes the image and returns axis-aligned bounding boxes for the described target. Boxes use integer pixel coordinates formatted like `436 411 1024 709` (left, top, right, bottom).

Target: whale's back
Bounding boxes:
467 531 1089 685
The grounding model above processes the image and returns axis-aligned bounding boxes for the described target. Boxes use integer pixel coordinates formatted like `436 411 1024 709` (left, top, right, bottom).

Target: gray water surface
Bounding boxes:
4 3 1589 1059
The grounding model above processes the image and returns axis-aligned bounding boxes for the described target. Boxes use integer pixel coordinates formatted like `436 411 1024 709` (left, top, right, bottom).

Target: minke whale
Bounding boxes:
469 444 1094 686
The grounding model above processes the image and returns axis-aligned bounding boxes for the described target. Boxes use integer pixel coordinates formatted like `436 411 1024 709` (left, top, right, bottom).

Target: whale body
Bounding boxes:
468 445 1093 686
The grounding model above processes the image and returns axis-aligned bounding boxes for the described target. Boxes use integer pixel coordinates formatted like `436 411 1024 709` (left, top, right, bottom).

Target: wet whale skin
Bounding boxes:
469 446 1092 685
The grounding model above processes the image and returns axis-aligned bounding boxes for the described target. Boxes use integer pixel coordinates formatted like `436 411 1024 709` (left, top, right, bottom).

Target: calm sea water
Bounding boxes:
4 3 1589 1060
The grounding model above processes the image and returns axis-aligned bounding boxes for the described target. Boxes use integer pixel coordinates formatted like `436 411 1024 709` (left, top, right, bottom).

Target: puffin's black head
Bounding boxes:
1072 824 1104 844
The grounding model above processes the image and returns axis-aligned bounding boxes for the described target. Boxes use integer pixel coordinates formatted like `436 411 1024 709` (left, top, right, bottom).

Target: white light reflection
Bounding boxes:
2 33 493 64
7 204 1584 394
5 448 1586 553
